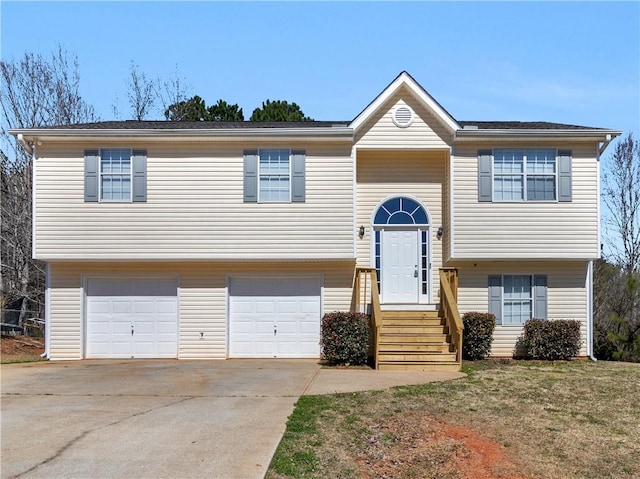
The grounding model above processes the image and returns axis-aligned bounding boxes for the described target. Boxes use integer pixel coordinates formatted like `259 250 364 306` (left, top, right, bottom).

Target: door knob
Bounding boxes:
414 265 418 278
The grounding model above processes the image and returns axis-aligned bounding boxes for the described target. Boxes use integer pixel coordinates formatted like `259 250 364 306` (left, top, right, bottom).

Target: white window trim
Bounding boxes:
257 148 292 203
99 147 133 203
492 148 558 203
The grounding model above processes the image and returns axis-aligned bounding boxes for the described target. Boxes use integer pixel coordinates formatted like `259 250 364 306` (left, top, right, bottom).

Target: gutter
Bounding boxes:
455 128 623 142
9 127 354 142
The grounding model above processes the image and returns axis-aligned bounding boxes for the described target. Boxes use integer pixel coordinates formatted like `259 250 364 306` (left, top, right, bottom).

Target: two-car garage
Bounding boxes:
84 276 322 360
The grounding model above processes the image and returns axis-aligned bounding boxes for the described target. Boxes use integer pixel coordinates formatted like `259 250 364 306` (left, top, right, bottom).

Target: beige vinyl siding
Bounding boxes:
355 150 447 301
48 263 83 359
355 88 452 149
456 261 589 357
47 261 354 360
35 142 353 260
452 143 599 259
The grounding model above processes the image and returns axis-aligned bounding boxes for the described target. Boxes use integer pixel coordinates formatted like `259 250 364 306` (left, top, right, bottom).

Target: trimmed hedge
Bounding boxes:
462 312 496 360
521 319 582 360
320 311 370 366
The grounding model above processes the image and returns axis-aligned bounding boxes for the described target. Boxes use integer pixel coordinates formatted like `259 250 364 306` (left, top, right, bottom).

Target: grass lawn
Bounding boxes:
266 360 640 479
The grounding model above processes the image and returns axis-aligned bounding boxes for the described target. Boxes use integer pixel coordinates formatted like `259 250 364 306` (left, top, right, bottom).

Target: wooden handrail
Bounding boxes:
352 267 382 369
439 268 463 365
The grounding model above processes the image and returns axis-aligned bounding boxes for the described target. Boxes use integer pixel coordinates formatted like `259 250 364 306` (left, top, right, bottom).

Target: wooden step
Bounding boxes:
378 352 457 362
381 317 445 327
378 342 452 353
380 310 440 320
378 361 461 372
380 325 449 335
379 333 451 343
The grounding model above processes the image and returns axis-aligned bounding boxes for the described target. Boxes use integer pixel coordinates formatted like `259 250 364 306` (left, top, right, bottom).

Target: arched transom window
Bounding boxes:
373 197 429 225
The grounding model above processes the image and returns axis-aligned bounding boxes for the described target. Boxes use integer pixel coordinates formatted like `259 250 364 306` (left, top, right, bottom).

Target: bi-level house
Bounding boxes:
11 72 621 370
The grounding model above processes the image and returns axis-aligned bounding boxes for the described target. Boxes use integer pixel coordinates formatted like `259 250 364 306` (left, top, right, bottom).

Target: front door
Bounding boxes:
381 229 419 303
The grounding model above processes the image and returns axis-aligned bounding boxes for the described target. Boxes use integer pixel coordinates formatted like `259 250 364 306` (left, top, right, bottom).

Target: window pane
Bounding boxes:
526 149 556 175
527 176 556 201
494 149 524 174
388 211 414 224
101 177 112 200
401 198 419 214
494 176 524 201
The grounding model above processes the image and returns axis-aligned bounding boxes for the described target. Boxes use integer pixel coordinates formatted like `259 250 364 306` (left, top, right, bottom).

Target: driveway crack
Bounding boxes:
10 396 195 479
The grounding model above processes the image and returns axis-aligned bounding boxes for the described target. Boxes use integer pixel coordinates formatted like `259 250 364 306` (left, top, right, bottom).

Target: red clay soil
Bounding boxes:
1 335 45 357
358 413 529 479
433 419 529 479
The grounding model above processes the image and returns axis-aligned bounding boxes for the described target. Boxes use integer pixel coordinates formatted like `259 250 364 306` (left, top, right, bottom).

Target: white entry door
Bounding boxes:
381 229 419 303
228 277 321 358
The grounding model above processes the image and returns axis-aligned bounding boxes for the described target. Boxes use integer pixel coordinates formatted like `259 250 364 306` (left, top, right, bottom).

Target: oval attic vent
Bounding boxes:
392 105 414 128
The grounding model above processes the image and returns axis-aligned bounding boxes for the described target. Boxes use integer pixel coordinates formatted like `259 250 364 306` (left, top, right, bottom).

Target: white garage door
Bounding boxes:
86 278 178 359
229 277 321 358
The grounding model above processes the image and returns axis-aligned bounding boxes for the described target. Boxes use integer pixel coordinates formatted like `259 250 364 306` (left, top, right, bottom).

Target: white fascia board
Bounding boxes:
455 129 623 142
349 72 460 133
8 127 354 142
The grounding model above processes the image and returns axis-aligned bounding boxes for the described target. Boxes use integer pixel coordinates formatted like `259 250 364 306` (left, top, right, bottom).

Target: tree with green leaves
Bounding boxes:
165 95 208 121
249 100 312 122
207 99 244 122
165 96 244 122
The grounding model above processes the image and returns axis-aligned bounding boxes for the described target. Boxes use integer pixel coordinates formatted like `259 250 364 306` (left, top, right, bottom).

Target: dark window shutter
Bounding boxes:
478 150 493 202
84 150 99 202
533 275 548 319
291 150 305 202
488 275 503 325
558 150 572 202
132 150 147 202
243 150 258 202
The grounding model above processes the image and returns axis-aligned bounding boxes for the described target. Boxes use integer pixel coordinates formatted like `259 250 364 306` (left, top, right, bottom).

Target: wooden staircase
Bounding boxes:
352 267 463 372
377 310 459 371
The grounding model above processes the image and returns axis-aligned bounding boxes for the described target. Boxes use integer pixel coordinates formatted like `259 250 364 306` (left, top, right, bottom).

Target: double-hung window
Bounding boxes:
243 149 305 203
100 148 132 201
84 149 147 202
259 148 291 202
478 149 572 202
488 274 547 326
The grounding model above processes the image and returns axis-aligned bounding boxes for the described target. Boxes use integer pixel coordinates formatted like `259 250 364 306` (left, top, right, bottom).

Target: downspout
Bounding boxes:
587 260 597 361
43 263 50 359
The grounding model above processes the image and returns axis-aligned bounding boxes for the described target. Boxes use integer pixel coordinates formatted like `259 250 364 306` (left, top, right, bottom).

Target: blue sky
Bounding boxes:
1 1 639 137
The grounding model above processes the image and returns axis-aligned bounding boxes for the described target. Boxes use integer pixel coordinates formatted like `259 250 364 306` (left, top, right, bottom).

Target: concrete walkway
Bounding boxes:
1 360 464 479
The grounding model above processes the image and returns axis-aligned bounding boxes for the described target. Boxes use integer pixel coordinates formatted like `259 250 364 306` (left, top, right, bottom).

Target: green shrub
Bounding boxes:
521 319 582 360
320 311 370 366
462 312 496 360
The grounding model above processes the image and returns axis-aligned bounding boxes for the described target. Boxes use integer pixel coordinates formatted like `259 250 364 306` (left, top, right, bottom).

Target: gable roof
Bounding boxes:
349 71 461 133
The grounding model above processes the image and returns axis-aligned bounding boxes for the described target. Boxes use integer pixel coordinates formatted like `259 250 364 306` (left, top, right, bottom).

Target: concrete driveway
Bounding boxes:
1 360 464 479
